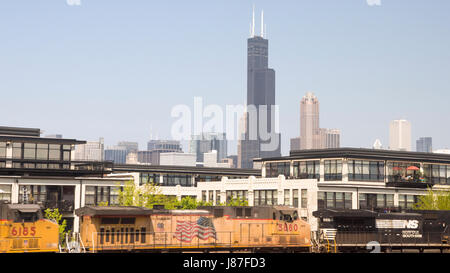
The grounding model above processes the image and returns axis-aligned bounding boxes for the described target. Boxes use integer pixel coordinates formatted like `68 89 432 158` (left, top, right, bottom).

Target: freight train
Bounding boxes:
313 209 450 253
0 201 59 253
75 205 311 253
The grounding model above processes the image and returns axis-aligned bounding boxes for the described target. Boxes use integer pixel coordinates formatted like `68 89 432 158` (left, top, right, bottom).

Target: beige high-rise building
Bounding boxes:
389 119 411 151
300 92 321 149
290 92 341 152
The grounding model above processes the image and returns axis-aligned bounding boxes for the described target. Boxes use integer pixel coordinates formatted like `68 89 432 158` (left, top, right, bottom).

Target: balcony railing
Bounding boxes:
42 200 75 213
387 175 433 188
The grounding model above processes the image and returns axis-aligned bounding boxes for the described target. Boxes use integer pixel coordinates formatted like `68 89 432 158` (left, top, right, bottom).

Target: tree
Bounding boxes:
413 188 450 210
44 208 70 246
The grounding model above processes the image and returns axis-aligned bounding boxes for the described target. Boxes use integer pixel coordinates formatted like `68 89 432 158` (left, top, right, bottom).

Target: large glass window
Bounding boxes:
348 160 384 182
23 143 36 159
359 193 394 210
49 144 61 160
423 164 450 185
85 186 119 206
301 189 308 208
0 142 6 158
226 190 248 204
387 162 422 183
265 162 290 178
293 161 320 180
0 185 12 202
162 174 192 187
293 189 299 208
324 160 342 181
12 143 22 159
399 195 421 209
140 173 160 186
318 191 352 209
254 190 277 206
37 144 49 160
284 189 290 206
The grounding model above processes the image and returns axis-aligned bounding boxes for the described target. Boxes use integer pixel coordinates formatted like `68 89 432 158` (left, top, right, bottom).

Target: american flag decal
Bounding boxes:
173 217 217 242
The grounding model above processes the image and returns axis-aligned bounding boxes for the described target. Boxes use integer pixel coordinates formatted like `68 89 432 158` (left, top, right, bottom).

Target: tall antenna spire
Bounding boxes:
260 10 264 38
251 4 255 37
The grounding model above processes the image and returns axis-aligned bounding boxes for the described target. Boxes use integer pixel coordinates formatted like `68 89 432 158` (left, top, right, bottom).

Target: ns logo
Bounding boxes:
403 220 419 229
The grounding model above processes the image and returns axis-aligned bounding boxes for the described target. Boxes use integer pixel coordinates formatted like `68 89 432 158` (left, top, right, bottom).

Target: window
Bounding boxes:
215 190 221 205
265 162 290 178
348 160 385 182
163 174 192 187
301 189 308 208
0 142 6 158
324 160 342 181
208 191 214 203
12 143 22 159
253 190 277 206
388 162 421 183
293 189 299 208
359 193 394 210
0 185 12 202
140 173 160 186
226 190 248 204
318 191 352 209
202 191 207 202
23 143 36 159
293 161 320 180
284 189 290 206
36 144 49 160
399 195 420 209
85 186 118 206
49 144 61 160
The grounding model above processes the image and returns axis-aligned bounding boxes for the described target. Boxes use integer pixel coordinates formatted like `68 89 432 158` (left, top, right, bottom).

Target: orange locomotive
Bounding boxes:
0 202 59 253
75 205 311 253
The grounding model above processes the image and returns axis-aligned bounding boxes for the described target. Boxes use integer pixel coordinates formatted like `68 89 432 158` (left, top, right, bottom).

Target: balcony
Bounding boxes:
42 200 75 213
386 175 433 189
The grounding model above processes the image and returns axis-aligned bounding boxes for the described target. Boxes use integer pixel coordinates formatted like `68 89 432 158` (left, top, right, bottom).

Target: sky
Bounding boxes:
0 0 449 156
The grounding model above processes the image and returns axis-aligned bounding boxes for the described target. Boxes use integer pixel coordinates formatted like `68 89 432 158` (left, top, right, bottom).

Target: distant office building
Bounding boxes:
104 146 127 164
290 93 340 151
203 150 233 168
416 137 432 153
190 133 227 163
145 140 183 165
290 137 301 151
117 141 139 154
389 120 411 151
320 128 340 149
159 152 196 167
74 137 104 161
126 152 138 164
300 92 321 150
147 140 182 152
225 155 238 168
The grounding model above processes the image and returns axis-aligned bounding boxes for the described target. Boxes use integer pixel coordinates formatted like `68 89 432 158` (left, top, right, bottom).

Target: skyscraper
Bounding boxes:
416 137 432 153
238 7 281 168
389 120 411 151
300 92 321 149
290 92 340 151
190 132 227 163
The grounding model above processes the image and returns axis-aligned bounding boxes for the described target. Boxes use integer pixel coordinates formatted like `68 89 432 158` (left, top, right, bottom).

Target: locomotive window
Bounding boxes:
101 217 120 225
100 228 105 244
141 228 146 244
213 209 224 218
245 208 252 217
236 208 243 217
121 218 136 225
15 212 38 223
130 228 134 243
273 213 276 220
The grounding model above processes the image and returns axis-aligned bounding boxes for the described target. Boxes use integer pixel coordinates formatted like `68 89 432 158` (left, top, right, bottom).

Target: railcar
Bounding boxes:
0 201 60 253
313 209 450 253
75 205 311 253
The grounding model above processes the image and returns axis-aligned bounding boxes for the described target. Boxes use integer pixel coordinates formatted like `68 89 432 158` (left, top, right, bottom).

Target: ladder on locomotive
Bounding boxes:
322 229 337 253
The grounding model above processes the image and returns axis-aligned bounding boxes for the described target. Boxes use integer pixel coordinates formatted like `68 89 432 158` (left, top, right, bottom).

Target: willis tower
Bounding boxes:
238 8 281 169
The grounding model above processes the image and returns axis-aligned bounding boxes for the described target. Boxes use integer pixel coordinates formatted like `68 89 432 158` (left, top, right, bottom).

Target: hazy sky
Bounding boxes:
1 0 449 155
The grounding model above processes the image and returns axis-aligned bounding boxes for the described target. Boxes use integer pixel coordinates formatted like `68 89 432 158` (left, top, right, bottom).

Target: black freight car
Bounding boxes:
313 209 450 253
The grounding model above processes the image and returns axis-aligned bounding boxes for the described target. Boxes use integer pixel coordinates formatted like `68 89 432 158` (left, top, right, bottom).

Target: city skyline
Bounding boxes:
1 1 450 155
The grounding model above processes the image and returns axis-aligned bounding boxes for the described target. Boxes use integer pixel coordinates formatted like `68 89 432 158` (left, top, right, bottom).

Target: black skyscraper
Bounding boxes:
239 9 281 169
